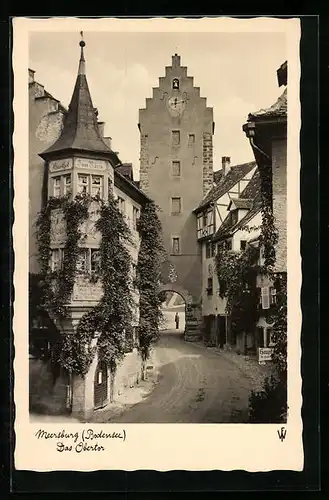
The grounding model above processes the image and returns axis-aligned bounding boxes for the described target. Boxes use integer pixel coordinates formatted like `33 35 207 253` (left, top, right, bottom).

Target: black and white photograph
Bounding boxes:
13 16 302 472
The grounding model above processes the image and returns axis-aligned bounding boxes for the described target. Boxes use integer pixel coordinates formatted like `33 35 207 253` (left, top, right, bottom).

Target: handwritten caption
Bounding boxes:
34 428 126 453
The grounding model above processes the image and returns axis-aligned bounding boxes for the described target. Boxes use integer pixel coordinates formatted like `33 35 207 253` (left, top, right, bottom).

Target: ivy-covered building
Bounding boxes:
29 38 155 419
193 158 259 349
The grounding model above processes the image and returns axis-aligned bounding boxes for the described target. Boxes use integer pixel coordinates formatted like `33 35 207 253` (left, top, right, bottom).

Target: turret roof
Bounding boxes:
40 38 115 160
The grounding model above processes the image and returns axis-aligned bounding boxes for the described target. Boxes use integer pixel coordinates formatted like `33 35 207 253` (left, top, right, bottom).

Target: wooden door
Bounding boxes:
94 360 108 409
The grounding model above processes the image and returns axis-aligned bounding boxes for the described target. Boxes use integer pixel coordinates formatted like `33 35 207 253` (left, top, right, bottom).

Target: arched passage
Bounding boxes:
159 283 202 341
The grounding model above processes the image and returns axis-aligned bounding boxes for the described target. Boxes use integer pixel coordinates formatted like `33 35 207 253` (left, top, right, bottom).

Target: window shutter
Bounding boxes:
261 286 270 310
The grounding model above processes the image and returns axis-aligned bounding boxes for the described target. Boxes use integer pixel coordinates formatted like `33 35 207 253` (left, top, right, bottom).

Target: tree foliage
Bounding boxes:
136 201 165 369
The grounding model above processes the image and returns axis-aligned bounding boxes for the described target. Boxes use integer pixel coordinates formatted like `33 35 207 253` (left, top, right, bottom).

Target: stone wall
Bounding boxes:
202 132 214 197
114 348 143 397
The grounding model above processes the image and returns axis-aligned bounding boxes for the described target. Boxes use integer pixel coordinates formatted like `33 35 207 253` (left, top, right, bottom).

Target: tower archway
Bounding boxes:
159 283 202 341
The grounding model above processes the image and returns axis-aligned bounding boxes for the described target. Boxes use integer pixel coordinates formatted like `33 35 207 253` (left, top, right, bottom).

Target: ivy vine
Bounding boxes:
37 192 135 378
215 243 260 342
136 201 165 378
36 194 90 318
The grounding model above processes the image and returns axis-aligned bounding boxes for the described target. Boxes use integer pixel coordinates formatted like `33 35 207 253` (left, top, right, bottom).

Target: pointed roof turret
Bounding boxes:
40 33 116 162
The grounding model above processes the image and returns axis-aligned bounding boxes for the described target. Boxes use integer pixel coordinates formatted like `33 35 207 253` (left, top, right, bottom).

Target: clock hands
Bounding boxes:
172 97 186 108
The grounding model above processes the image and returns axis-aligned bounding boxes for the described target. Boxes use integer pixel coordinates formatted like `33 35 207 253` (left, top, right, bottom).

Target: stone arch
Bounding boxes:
159 282 193 304
159 283 202 341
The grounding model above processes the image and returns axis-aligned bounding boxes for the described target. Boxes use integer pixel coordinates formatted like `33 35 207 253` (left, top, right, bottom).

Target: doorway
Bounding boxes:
217 315 227 348
159 291 186 332
94 360 108 409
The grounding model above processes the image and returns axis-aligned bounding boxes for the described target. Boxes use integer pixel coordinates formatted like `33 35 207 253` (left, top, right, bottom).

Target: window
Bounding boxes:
172 78 179 89
117 196 126 214
132 207 140 230
224 239 232 251
231 210 238 225
172 131 180 146
207 278 213 296
63 174 72 196
205 242 214 259
266 328 274 347
77 249 88 272
260 286 270 310
212 243 217 256
270 287 277 305
91 175 103 197
77 174 104 197
51 249 62 271
53 177 61 198
171 197 181 215
78 174 89 194
172 237 180 255
108 177 113 196
259 245 265 266
188 134 195 146
90 249 101 273
172 161 181 177
240 240 247 251
197 209 214 239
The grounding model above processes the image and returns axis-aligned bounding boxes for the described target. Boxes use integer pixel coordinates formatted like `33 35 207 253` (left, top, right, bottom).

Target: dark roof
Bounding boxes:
240 168 261 199
213 199 262 241
116 163 134 181
248 88 287 120
40 45 115 160
213 169 223 184
195 161 256 211
277 61 287 87
114 169 152 205
229 198 253 210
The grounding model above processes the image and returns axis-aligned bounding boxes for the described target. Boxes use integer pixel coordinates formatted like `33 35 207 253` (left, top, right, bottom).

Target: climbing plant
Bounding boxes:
258 163 278 270
35 194 90 318
36 192 134 379
136 201 165 379
215 242 260 343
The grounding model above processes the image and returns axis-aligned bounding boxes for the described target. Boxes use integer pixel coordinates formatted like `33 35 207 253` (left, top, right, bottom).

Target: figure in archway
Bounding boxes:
175 312 180 330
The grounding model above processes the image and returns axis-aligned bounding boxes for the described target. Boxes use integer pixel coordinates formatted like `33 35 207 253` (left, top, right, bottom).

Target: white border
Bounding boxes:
13 17 302 472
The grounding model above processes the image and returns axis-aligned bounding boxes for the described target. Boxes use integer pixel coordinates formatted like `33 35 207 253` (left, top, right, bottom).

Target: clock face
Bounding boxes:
167 95 186 116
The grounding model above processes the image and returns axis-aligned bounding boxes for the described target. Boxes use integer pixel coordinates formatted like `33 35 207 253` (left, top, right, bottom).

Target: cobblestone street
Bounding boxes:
93 330 272 424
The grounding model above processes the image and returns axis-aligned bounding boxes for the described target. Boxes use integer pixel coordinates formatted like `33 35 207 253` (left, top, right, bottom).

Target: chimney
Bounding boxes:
222 156 231 176
28 68 35 84
97 121 105 137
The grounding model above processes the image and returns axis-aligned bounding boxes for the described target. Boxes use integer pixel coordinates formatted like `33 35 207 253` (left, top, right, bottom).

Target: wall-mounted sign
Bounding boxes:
258 347 273 363
75 158 107 171
49 158 73 172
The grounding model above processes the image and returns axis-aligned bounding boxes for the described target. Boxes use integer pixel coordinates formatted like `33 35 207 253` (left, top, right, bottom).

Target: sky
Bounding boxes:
29 31 286 179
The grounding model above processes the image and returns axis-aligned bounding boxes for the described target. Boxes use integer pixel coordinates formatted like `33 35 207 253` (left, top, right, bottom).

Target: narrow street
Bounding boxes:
104 330 265 424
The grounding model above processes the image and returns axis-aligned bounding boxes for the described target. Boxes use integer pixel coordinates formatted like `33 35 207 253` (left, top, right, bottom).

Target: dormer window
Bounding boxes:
172 78 179 90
